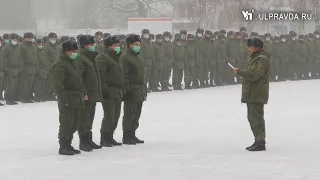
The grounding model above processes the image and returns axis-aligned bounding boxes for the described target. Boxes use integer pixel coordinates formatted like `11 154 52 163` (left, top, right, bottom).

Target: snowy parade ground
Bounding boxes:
1 80 320 180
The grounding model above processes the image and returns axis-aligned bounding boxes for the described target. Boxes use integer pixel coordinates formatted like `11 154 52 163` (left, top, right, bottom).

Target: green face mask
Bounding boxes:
38 46 43 49
133 46 140 53
4 40 9 44
177 43 182 46
50 40 56 45
70 53 78 60
114 47 121 54
88 45 96 52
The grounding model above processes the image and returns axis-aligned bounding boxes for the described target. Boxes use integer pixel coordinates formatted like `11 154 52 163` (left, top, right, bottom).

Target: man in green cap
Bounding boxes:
97 35 124 147
233 36 270 151
121 34 147 145
51 40 84 156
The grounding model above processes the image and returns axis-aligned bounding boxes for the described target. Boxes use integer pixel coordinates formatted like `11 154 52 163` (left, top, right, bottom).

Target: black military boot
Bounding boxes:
168 83 172 87
0 102 4 106
185 82 192 89
6 101 18 105
100 132 113 147
246 141 256 150
122 130 136 145
132 130 144 144
59 139 75 156
88 131 102 149
68 141 81 154
247 140 266 151
162 87 172 91
79 133 93 152
22 100 35 103
0 94 4 100
110 132 122 146
151 88 161 92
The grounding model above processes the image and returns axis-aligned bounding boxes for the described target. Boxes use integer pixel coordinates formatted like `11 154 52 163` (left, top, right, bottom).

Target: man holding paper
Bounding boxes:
232 37 270 151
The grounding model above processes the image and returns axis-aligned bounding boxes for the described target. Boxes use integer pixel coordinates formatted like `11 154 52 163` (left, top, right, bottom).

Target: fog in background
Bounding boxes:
0 0 319 35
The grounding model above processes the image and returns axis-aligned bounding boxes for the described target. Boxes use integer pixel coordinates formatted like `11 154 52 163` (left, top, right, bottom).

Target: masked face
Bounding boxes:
4 39 9 44
316 35 320 39
50 38 56 44
274 40 279 43
151 39 155 43
11 40 18 45
87 43 96 52
164 37 170 41
197 33 203 38
143 34 150 39
266 37 270 41
292 37 297 40
129 41 141 53
181 34 186 40
281 38 286 42
157 39 162 43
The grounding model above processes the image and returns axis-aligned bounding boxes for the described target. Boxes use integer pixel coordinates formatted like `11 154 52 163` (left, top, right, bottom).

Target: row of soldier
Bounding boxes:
1 27 320 107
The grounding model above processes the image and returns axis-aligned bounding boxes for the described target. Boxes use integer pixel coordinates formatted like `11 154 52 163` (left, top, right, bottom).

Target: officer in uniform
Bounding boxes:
234 37 270 151
163 31 174 88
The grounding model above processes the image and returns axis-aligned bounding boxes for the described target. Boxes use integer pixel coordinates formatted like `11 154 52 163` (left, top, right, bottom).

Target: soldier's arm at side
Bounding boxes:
78 59 87 96
96 56 108 93
237 57 268 81
122 56 130 92
51 63 69 105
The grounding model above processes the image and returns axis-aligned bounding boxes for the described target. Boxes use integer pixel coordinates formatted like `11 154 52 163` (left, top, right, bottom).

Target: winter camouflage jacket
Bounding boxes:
237 50 270 104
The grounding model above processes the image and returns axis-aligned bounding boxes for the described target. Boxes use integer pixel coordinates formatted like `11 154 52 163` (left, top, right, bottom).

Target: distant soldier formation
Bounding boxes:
0 27 318 155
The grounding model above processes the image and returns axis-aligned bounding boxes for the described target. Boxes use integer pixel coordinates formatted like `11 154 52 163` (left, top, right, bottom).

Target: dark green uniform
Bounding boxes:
236 39 245 83
150 41 165 90
139 37 154 86
44 42 59 99
184 40 199 88
306 39 315 78
51 52 84 142
172 43 186 88
163 40 174 87
121 48 147 132
201 37 211 86
120 41 127 54
34 47 49 101
288 39 299 79
194 37 204 86
96 41 105 55
77 48 102 135
314 38 320 77
0 47 6 100
19 41 37 102
236 50 270 143
271 42 281 81
278 41 289 80
2 43 21 102
263 40 273 80
217 40 227 85
298 39 308 79
97 48 123 133
226 38 238 84
209 39 218 86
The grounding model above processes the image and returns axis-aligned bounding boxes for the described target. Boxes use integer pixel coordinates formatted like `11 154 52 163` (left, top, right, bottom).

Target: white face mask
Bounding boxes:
143 34 149 39
292 37 296 40
11 40 18 45
316 35 320 38
165 37 170 41
151 39 155 43
281 39 286 42
266 37 270 41
197 33 203 38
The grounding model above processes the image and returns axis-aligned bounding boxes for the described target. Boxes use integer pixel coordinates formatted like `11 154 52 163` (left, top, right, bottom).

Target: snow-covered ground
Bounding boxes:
1 80 320 180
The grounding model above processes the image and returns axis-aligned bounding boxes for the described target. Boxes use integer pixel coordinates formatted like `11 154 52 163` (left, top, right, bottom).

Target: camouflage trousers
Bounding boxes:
172 68 184 87
6 69 19 102
101 98 122 133
78 100 97 134
0 71 4 98
34 76 46 101
122 101 143 131
59 106 80 140
247 103 266 141
21 73 35 101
